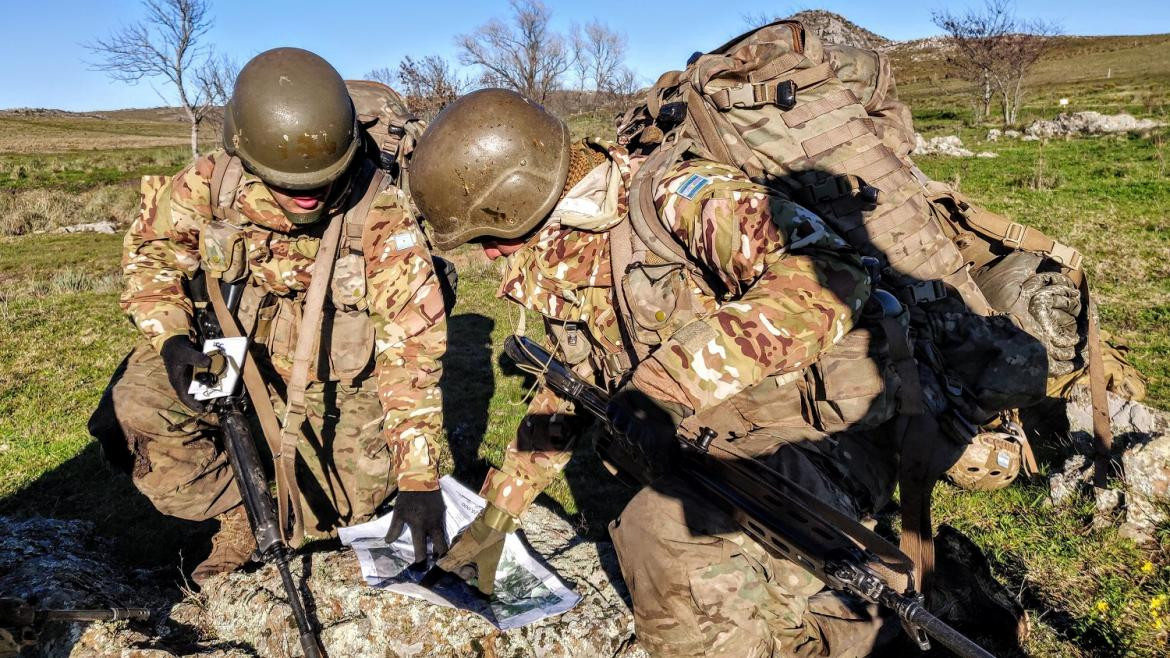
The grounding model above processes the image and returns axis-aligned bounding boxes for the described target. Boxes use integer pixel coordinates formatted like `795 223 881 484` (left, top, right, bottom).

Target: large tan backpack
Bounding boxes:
612 19 1054 593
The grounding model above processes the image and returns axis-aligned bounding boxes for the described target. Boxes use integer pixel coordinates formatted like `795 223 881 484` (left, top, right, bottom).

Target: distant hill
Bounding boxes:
786 10 892 49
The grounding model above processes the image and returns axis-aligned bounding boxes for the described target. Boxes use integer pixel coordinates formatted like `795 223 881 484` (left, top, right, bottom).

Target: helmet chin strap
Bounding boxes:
282 206 327 225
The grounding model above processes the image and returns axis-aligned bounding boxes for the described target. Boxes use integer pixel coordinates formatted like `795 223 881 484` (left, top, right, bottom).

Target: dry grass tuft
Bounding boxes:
0 184 138 236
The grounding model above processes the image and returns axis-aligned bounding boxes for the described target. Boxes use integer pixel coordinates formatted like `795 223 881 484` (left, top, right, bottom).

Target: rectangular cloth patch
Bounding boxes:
391 231 418 251
675 174 711 200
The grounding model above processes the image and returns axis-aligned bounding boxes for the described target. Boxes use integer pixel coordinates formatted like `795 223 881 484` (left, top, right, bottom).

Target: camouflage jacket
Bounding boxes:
121 150 446 491
480 142 870 517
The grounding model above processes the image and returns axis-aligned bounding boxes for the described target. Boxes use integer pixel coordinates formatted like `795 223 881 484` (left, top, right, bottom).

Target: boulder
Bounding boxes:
913 133 981 157
1049 387 1170 543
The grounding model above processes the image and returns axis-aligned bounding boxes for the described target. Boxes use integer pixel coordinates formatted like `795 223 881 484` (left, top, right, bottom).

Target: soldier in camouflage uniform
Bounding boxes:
411 89 894 656
100 48 448 584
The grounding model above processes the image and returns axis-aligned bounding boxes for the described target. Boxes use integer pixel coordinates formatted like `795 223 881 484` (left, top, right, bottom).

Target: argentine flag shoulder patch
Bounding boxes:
675 173 711 200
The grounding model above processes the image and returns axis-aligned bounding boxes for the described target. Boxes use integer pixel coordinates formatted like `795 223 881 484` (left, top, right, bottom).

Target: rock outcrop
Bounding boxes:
1 504 644 658
913 133 998 158
1025 112 1163 139
1049 387 1170 543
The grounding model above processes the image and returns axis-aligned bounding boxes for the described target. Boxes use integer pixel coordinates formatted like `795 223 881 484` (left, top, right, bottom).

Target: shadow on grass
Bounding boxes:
0 441 215 571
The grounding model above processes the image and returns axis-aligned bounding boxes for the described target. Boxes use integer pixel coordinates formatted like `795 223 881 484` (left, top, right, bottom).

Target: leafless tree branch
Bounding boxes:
456 0 570 102
87 0 224 157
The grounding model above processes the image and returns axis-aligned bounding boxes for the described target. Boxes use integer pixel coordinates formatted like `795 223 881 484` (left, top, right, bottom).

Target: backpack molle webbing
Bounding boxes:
619 20 993 317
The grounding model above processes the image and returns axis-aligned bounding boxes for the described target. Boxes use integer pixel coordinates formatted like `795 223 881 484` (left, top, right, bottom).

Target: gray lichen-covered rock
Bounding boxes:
912 133 981 157
1 505 645 657
1051 387 1170 543
1024 112 1163 139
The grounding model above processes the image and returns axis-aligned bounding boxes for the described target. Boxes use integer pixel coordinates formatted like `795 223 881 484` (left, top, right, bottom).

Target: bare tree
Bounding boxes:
195 53 238 126
933 0 1060 127
395 55 466 120
456 0 570 102
88 0 227 157
571 21 628 95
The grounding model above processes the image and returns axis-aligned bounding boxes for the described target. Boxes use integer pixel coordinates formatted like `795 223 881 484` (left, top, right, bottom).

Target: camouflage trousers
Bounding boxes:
609 430 900 657
109 343 394 538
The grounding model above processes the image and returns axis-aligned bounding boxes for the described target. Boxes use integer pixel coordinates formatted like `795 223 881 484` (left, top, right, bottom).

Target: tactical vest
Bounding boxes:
204 155 385 383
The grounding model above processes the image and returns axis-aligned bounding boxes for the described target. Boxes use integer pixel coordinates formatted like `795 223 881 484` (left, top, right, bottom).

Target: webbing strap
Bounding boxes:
786 62 834 90
1082 276 1114 488
278 211 344 542
878 314 939 593
851 151 905 187
206 278 298 543
801 118 874 158
836 143 890 176
946 197 1084 271
208 156 245 222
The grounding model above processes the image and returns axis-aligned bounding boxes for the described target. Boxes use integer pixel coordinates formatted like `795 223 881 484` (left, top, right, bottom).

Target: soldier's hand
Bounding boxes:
435 503 518 597
160 336 211 412
385 489 448 565
606 384 690 465
1022 272 1082 376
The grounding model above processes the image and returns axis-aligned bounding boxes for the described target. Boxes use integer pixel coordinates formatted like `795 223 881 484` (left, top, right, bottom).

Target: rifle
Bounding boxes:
503 334 994 658
0 597 149 626
190 275 324 658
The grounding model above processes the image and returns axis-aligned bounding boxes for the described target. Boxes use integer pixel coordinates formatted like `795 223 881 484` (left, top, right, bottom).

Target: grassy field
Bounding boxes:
2 43 1169 654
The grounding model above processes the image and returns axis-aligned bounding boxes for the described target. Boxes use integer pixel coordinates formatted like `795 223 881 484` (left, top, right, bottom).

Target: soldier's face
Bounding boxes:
481 237 527 260
267 183 333 223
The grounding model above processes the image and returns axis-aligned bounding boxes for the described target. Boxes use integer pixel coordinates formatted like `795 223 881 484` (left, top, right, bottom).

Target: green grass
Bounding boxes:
0 146 193 192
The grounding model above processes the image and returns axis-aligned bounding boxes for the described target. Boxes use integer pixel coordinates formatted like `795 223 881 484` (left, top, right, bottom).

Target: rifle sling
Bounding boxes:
206 277 297 542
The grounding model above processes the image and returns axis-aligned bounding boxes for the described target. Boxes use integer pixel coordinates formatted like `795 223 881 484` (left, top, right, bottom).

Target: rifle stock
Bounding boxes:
503 334 993 658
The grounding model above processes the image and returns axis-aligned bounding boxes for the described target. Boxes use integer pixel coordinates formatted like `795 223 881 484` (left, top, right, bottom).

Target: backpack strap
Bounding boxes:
339 165 386 258
209 155 246 223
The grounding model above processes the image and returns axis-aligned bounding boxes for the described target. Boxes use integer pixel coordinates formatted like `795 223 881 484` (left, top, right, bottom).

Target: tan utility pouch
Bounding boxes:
261 297 374 382
806 325 899 432
547 320 593 366
199 220 250 283
621 263 700 346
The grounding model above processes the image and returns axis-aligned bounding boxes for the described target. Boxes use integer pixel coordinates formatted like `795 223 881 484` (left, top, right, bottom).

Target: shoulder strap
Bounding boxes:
209 156 246 222
340 165 386 257
206 279 300 543
277 163 377 540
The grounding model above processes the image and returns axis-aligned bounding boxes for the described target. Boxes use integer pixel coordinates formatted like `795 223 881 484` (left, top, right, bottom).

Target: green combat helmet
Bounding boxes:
409 88 570 250
223 48 359 191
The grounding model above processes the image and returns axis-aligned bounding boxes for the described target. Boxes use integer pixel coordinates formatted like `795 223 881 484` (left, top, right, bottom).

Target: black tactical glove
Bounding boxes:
160 335 211 412
605 383 690 466
385 489 448 565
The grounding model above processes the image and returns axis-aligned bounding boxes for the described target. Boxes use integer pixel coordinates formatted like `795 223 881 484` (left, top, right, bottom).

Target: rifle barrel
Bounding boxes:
40 608 151 622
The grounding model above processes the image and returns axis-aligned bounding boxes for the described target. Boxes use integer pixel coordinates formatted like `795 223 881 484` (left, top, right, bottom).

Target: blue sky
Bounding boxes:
1 0 1167 111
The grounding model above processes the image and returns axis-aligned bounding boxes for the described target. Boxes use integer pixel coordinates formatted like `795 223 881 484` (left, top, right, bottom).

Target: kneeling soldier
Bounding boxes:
99 48 448 584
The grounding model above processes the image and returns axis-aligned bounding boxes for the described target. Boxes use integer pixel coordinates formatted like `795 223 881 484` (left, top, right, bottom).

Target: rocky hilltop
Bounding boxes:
787 10 892 49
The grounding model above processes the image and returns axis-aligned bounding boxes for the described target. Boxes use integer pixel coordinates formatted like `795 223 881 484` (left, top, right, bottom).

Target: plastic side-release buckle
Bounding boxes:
905 280 947 305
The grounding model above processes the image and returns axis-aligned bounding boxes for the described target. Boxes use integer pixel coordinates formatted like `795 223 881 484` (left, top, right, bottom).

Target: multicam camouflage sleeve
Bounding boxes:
632 160 871 412
479 381 580 518
120 156 217 351
363 188 447 492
